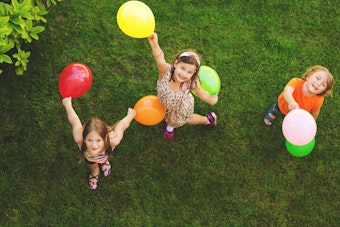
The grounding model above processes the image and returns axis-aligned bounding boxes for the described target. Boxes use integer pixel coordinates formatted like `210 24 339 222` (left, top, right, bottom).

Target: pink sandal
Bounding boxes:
99 161 111 177
88 173 99 190
206 112 217 127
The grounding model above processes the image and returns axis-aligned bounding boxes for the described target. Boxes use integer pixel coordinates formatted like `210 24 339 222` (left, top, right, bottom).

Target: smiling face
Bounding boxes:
85 130 105 155
304 71 328 95
173 61 197 83
81 118 108 155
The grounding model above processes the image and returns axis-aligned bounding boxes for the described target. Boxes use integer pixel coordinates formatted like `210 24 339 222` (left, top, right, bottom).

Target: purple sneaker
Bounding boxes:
164 125 175 140
206 112 217 127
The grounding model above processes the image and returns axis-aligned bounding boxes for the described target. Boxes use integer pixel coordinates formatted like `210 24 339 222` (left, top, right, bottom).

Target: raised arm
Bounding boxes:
191 80 218 105
62 97 83 148
108 108 136 148
147 32 169 79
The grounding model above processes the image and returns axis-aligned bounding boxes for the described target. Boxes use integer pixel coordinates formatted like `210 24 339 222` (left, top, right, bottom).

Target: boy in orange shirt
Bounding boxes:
264 65 334 125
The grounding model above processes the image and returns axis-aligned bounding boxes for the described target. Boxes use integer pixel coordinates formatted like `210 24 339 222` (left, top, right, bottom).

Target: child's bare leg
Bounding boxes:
87 163 100 190
186 114 209 125
88 163 100 176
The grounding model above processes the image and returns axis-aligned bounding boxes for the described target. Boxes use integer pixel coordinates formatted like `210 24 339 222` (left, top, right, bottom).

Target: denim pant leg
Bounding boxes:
269 102 283 117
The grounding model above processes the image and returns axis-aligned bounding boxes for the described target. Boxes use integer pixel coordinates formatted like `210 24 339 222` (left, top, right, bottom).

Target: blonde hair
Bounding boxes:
302 65 334 96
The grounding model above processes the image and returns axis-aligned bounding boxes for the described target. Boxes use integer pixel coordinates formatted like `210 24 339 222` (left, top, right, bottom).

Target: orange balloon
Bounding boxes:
134 95 165 126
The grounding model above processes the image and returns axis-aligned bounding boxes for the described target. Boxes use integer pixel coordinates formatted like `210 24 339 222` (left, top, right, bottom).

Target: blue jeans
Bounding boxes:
267 101 284 117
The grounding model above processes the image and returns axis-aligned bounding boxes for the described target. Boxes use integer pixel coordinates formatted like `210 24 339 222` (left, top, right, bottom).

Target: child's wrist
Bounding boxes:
153 50 163 57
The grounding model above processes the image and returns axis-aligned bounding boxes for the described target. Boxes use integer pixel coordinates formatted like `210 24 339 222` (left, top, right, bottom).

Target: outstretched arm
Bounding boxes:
147 32 169 79
191 80 218 105
283 86 299 110
108 108 136 148
62 97 83 148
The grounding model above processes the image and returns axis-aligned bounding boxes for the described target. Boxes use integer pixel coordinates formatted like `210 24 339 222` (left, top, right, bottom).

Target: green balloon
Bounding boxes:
285 138 315 157
197 65 221 95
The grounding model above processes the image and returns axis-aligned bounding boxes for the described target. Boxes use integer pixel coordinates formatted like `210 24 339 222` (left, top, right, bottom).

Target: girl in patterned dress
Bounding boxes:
148 32 218 140
62 97 136 190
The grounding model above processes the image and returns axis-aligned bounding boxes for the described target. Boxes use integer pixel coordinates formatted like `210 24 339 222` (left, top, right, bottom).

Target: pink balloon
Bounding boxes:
282 109 317 146
58 63 92 98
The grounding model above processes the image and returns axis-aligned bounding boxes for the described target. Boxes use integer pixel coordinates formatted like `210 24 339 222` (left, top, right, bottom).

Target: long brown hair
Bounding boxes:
80 118 111 155
170 49 201 90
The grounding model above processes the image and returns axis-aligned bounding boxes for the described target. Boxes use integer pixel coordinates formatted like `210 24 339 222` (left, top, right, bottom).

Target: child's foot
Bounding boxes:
164 124 175 140
264 112 275 126
99 160 112 177
88 173 99 190
206 112 217 127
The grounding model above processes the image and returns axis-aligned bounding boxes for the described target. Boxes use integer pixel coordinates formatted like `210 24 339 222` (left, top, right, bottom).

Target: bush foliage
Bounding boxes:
0 0 61 76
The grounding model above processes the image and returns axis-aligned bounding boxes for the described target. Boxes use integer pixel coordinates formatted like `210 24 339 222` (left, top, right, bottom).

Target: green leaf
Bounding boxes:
21 30 29 39
21 60 28 69
0 3 12 17
22 12 34 20
47 0 53 8
11 17 24 26
26 35 32 43
23 51 31 58
0 16 10 25
38 17 47 23
30 25 44 34
39 10 49 16
13 25 24 34
12 0 20 10
0 4 6 16
0 26 13 37
21 0 32 10
30 33 38 40
13 53 19 59
25 19 33 31
0 43 14 53
35 0 46 11
16 66 24 76
0 53 13 64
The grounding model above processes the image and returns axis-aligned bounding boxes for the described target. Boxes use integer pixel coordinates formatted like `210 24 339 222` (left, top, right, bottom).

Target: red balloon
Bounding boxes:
58 63 92 98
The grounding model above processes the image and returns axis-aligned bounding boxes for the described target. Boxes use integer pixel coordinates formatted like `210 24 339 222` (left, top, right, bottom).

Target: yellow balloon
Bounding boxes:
117 1 155 38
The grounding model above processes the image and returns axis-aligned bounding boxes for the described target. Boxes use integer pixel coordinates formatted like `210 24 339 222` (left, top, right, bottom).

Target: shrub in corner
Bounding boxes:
0 0 61 76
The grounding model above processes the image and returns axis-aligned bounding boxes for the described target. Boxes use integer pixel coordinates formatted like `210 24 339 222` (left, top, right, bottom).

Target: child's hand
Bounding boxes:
147 32 158 46
62 97 72 107
127 108 136 118
211 95 219 105
288 101 299 110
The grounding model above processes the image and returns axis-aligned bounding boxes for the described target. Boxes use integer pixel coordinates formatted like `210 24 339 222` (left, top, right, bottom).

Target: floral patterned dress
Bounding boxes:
157 65 195 128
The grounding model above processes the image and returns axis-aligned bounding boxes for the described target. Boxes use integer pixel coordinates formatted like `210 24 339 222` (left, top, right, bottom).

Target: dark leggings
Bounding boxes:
84 158 96 165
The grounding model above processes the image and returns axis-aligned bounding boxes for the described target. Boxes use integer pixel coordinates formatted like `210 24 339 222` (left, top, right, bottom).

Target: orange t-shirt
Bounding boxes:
278 78 324 115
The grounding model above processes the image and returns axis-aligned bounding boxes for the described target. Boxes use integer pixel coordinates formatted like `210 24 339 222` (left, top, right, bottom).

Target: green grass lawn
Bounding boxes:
0 0 339 226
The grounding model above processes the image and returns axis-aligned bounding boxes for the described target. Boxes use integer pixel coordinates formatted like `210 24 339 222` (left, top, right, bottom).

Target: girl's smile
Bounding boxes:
174 62 197 83
85 131 105 155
